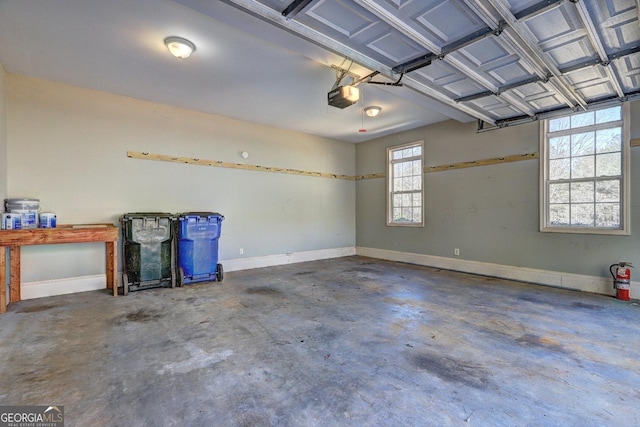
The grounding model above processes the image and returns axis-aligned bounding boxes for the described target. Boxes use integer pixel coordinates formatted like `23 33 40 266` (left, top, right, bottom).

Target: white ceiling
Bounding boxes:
1 0 638 143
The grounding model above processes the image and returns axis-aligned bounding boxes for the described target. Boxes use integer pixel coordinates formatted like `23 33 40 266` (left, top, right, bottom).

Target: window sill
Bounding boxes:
540 226 630 236
387 222 425 228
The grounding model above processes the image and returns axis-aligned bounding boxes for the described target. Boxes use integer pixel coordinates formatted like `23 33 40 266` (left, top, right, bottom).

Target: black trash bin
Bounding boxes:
120 213 176 294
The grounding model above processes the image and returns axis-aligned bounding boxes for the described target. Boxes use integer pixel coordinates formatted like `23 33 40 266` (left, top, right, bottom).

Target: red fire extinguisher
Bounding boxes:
610 262 633 301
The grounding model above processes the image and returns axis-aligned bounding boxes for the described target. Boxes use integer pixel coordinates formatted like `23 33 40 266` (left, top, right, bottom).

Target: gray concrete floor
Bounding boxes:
1 256 640 426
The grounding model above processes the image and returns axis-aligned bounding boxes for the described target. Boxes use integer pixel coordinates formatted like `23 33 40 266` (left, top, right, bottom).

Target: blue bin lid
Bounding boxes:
179 212 224 220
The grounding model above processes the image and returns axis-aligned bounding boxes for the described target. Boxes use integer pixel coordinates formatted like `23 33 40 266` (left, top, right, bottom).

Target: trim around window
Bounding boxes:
539 103 630 235
387 141 424 227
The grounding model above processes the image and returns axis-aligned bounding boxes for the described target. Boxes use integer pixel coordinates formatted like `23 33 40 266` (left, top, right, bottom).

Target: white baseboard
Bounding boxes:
21 274 107 300
11 247 355 302
222 246 356 272
15 246 631 301
356 246 635 297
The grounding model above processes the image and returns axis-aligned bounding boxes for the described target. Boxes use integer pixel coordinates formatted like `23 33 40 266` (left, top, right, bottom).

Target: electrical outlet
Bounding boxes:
454 248 460 256
239 248 244 255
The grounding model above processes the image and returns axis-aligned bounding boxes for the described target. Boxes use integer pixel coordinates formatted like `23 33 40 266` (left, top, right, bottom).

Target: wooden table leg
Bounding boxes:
106 241 117 296
9 246 20 303
0 246 6 314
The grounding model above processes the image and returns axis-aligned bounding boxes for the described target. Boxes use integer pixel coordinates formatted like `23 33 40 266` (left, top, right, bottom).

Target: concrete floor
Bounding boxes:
1 256 640 426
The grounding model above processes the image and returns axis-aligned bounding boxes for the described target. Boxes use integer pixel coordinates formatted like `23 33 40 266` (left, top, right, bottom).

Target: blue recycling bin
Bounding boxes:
176 212 224 285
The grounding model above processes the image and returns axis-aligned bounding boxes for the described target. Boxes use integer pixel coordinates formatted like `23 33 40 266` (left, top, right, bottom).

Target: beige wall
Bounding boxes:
356 103 640 281
7 74 356 282
0 63 5 299
0 63 6 203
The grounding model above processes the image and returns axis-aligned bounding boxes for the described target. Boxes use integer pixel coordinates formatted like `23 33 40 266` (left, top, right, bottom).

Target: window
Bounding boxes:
540 104 630 234
387 141 424 227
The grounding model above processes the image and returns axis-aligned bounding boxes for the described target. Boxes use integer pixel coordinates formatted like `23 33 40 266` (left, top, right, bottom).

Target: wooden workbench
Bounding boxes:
0 224 119 314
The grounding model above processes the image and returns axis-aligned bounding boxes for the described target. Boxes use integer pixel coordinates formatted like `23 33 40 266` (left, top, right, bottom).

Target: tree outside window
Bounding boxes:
387 141 424 227
540 104 629 234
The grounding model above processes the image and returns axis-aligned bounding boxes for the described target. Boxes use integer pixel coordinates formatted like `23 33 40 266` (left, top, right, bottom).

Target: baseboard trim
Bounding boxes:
16 247 356 300
356 246 635 297
21 274 106 300
222 246 356 272
18 246 632 300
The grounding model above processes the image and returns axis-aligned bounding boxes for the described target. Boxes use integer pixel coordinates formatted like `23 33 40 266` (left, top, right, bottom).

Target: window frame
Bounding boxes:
539 103 630 235
386 140 425 227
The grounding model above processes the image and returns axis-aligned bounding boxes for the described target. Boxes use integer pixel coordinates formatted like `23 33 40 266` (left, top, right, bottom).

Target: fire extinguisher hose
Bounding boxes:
610 264 618 289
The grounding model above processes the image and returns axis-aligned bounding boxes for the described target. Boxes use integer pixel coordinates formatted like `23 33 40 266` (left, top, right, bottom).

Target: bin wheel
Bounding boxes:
122 273 129 296
177 267 185 287
216 263 224 282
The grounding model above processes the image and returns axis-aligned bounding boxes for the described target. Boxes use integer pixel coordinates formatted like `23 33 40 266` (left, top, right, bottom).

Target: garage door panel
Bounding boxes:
612 55 640 90
454 37 536 87
235 0 640 125
583 0 638 50
522 3 597 70
523 3 583 45
412 0 486 46
366 31 427 63
468 95 524 119
413 60 466 86
442 77 489 98
292 0 426 66
508 83 567 111
564 67 618 100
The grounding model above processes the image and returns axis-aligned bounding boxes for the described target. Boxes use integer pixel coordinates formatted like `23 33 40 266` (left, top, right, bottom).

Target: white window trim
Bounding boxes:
386 140 425 227
539 103 630 235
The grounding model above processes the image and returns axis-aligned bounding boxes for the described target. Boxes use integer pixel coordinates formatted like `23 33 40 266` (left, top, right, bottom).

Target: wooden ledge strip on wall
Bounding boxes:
356 152 539 180
354 172 387 180
127 151 355 181
425 152 539 173
366 140 640 179
130 142 640 182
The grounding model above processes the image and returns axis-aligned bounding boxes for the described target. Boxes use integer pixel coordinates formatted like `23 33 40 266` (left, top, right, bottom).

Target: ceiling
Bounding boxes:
0 0 639 143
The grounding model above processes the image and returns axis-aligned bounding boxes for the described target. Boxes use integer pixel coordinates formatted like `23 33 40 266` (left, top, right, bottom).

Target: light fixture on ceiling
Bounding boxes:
164 36 196 59
364 106 382 117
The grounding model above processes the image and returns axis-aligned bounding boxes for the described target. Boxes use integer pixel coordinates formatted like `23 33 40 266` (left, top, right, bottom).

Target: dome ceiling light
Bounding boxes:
164 36 196 59
364 106 382 117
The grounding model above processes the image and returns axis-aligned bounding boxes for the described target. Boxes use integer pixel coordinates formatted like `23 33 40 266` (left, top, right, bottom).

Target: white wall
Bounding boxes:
356 104 640 295
6 75 355 293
